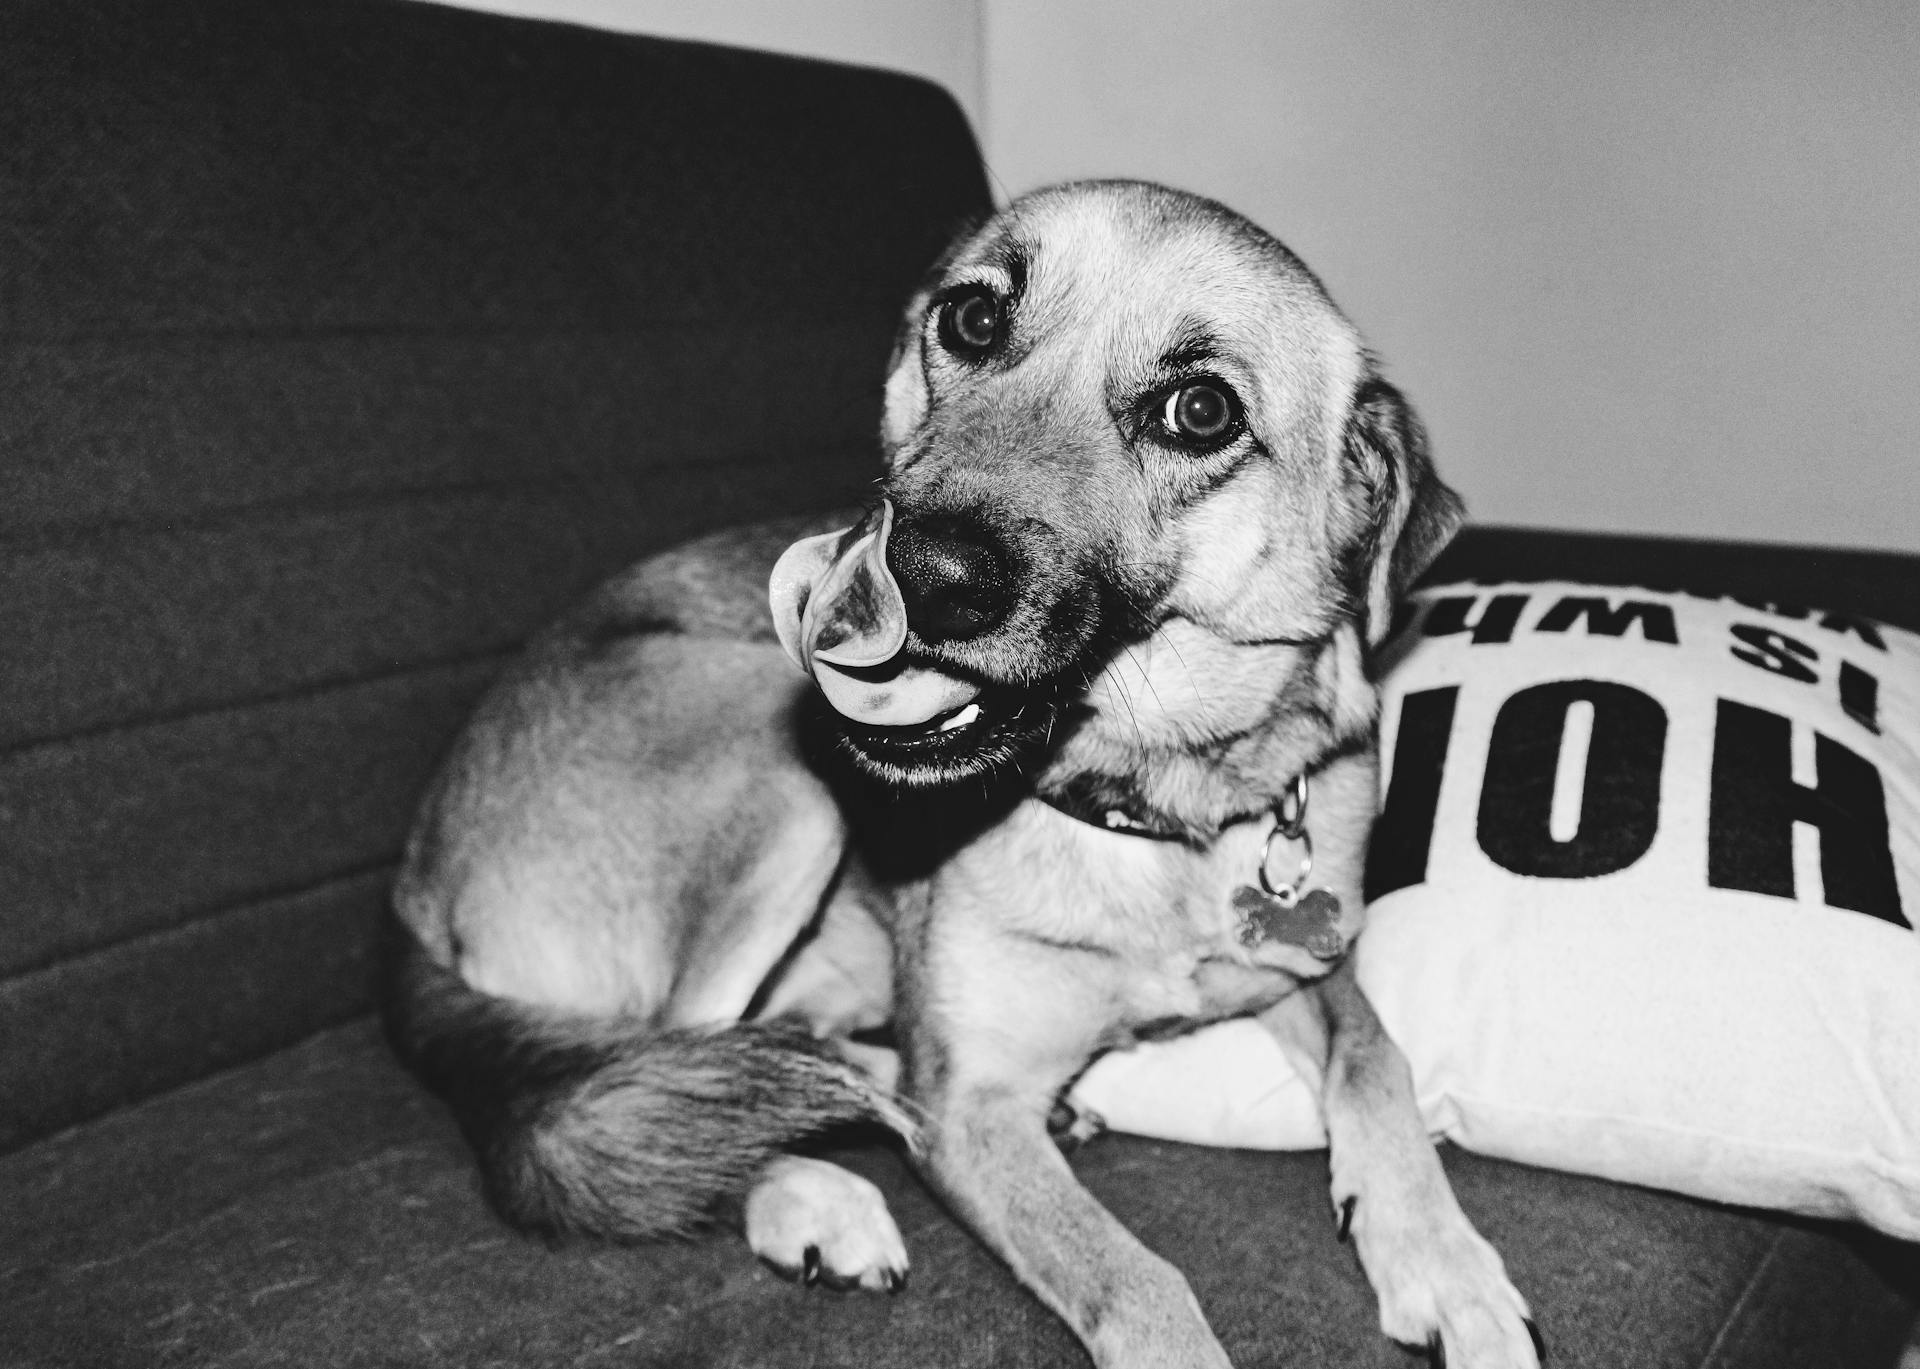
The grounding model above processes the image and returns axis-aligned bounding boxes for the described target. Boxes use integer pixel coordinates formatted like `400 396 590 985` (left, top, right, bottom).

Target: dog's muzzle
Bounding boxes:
769 502 1059 783
770 501 984 728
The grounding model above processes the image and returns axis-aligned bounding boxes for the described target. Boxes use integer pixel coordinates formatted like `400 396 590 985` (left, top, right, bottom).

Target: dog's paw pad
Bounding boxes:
746 1155 908 1294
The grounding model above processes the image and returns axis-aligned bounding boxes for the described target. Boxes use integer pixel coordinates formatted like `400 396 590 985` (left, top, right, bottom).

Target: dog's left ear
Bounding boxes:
1344 378 1466 646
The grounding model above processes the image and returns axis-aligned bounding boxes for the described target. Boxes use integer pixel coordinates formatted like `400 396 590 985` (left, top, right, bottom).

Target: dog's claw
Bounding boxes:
801 1244 822 1288
1425 1331 1446 1368
1525 1318 1547 1364
883 1267 907 1295
1336 1195 1356 1243
1047 1097 1107 1151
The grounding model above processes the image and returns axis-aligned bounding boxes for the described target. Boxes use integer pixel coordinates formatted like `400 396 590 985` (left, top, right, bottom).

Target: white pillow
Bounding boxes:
1070 580 1920 1240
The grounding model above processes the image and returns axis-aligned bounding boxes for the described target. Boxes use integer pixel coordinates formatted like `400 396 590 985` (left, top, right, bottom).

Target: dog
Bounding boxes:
385 179 1542 1368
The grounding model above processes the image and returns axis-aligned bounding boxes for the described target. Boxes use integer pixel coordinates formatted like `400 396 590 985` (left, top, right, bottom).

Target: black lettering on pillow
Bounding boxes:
1534 597 1679 644
1367 686 1459 900
1476 680 1666 880
1728 624 1820 684
1839 662 1881 734
1817 612 1888 652
1421 594 1529 645
1707 701 1906 926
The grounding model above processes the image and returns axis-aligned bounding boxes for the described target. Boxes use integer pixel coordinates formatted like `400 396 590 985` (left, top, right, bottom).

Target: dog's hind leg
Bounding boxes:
751 856 896 1039
742 861 910 1292
1263 967 1541 1369
665 771 854 1028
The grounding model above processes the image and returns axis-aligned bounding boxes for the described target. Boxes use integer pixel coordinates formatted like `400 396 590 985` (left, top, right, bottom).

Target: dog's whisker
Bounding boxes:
1122 645 1168 716
1100 663 1146 745
1156 632 1208 711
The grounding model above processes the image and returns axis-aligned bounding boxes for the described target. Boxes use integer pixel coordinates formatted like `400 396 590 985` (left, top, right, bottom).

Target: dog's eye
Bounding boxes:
1160 381 1240 446
938 287 1000 356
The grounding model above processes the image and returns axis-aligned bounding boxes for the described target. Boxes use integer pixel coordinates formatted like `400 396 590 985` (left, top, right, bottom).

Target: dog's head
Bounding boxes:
772 181 1462 802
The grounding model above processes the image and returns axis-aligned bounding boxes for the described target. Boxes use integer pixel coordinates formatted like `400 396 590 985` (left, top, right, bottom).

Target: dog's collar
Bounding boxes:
1037 777 1191 842
1041 774 1350 961
1036 771 1311 850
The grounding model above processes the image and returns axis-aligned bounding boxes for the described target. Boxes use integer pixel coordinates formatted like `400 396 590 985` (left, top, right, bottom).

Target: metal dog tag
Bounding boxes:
1233 885 1346 961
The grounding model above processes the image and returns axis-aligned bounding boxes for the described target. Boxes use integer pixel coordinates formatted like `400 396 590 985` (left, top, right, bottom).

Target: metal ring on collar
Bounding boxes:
1274 772 1309 839
1258 818 1313 902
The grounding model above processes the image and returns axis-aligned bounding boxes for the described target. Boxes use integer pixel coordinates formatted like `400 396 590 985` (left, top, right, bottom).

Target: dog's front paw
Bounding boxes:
746 1155 909 1293
1336 1181 1540 1369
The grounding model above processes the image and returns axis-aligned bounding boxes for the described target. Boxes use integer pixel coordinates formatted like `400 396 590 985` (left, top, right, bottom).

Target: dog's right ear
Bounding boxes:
880 214 992 459
1344 378 1465 646
879 288 934 458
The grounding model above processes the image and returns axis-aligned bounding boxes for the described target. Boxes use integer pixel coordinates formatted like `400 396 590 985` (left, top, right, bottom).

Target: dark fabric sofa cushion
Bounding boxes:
1 1018 1914 1368
0 0 990 1152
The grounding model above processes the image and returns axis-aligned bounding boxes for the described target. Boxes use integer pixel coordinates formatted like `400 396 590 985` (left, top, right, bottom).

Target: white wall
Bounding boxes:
983 1 1920 553
424 1 1918 552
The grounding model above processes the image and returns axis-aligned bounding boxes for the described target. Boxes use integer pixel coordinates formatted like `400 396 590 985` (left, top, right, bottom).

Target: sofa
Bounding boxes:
4 1 1916 1364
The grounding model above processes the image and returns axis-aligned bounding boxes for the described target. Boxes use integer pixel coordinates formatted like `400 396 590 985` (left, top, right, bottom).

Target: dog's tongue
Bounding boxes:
769 501 982 728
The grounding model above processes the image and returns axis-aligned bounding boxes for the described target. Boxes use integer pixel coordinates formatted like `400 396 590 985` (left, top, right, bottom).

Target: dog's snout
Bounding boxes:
888 515 1015 644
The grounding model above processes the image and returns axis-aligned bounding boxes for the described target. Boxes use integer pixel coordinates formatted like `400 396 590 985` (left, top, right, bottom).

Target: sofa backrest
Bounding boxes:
0 0 990 1151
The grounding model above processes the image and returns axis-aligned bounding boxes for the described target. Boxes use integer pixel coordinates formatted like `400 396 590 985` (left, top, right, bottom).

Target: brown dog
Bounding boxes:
386 180 1540 1368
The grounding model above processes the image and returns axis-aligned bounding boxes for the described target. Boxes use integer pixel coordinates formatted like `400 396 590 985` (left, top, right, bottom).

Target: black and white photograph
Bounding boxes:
4 2 1917 1365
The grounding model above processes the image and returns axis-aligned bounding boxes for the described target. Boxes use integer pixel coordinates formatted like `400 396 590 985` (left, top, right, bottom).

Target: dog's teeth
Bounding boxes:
939 702 982 732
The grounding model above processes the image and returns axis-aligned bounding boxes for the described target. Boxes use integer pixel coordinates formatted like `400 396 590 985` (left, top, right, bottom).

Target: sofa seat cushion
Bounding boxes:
1 1019 1911 1367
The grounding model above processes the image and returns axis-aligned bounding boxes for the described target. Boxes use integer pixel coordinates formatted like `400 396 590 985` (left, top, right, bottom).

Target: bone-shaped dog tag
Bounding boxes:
1233 885 1346 961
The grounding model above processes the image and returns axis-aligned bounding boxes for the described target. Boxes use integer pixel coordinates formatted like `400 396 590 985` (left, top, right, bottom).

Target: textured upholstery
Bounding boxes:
1 1 1913 1364
0 0 987 1150
3 996 1915 1367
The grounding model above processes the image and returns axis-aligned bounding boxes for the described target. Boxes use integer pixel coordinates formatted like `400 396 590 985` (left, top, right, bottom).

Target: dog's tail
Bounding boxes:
381 919 916 1241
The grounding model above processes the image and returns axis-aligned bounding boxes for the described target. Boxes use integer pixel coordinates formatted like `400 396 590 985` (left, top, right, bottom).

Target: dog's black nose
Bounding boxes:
887 514 1015 644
